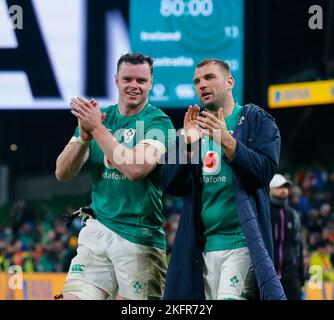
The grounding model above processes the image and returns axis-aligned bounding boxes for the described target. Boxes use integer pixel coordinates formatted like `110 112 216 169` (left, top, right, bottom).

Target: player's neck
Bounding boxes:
221 95 235 117
118 100 147 116
206 96 235 117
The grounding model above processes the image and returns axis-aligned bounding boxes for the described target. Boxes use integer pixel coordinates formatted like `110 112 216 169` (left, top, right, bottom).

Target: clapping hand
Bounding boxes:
183 104 202 144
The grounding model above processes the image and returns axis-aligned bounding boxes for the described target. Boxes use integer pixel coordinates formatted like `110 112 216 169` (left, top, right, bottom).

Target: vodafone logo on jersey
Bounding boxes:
103 154 115 170
202 151 220 175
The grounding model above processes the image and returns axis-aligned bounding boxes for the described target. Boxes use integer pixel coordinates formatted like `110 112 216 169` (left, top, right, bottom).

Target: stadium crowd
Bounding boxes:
0 202 80 273
290 164 334 282
1 165 334 285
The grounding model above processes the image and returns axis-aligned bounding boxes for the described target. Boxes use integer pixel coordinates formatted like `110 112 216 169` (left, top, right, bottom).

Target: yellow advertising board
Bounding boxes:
268 80 334 108
0 272 66 300
304 281 334 300
0 272 333 300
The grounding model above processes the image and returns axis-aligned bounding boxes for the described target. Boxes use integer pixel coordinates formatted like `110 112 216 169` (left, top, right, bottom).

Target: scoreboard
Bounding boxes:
130 0 245 107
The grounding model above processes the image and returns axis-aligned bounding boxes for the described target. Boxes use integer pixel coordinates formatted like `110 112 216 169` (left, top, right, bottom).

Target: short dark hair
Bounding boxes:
117 53 153 75
196 58 231 75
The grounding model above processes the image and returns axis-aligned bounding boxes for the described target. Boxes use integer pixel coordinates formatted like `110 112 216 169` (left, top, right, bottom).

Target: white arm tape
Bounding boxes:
137 139 167 156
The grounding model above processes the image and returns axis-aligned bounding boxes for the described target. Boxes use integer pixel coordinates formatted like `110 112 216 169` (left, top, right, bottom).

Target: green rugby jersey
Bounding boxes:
73 102 175 250
201 102 247 252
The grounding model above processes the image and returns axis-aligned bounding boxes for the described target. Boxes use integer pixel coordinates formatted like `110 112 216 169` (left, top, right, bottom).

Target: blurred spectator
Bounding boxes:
36 243 59 272
323 217 334 243
269 174 304 300
163 212 180 258
10 200 35 239
62 236 78 272
319 203 332 227
162 195 182 262
324 172 334 195
305 208 324 235
163 196 182 218
11 241 35 272
290 185 310 219
18 222 36 249
307 232 321 252
309 239 334 282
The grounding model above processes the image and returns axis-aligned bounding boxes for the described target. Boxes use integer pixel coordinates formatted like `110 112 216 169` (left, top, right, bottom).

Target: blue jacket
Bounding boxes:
159 104 286 300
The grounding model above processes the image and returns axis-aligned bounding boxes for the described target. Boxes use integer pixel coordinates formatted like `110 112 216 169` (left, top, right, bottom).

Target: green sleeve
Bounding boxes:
143 116 176 151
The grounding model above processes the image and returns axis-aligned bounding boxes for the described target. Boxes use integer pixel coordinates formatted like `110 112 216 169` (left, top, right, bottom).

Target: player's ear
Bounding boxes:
227 75 235 91
149 77 153 90
115 74 119 88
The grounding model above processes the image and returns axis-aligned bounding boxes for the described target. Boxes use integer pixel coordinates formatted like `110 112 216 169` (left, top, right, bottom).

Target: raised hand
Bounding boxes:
71 97 106 139
195 107 236 159
194 108 228 145
183 104 202 144
78 98 98 141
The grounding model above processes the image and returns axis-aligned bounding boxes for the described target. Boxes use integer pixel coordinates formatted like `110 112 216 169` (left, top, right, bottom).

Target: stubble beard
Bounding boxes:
201 97 221 112
202 94 227 112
